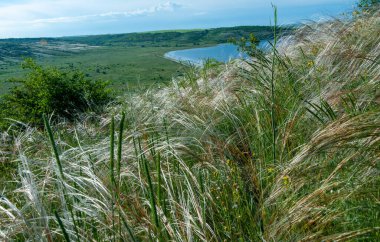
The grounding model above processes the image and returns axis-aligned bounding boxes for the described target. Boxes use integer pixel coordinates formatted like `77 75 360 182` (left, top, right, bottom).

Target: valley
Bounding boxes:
0 26 277 94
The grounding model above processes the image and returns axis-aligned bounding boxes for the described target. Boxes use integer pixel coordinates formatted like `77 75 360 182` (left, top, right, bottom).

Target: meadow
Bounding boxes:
0 46 186 94
0 26 276 95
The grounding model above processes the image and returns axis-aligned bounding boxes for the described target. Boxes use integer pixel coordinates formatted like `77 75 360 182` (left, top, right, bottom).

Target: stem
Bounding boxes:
117 112 126 184
271 4 278 164
43 115 80 241
109 116 116 241
55 211 71 242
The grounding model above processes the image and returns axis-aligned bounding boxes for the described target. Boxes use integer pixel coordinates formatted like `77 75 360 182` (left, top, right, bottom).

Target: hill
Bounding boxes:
60 26 277 46
0 9 379 242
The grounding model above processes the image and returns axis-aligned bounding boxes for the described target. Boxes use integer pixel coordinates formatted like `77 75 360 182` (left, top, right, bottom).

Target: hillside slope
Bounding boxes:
0 10 379 241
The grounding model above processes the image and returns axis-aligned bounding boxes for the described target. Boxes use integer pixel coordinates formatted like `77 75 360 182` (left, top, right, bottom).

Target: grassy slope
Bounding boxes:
0 11 379 241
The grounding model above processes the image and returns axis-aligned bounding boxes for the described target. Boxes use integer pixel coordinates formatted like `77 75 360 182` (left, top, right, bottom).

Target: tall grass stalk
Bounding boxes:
55 211 71 242
143 155 160 233
109 116 116 242
117 112 126 184
43 115 80 241
271 4 278 164
110 116 116 187
43 115 64 180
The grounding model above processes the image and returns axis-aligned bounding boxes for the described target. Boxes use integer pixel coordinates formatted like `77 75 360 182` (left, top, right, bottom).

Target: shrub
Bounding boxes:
357 0 379 11
0 59 113 128
358 0 379 7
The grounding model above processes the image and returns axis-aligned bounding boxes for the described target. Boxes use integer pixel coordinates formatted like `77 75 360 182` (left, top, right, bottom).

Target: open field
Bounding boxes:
0 26 277 95
0 46 187 95
0 45 194 95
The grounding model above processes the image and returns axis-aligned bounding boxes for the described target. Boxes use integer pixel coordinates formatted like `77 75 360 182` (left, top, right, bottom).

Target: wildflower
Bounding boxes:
307 60 314 68
311 46 319 55
283 175 290 186
267 167 274 173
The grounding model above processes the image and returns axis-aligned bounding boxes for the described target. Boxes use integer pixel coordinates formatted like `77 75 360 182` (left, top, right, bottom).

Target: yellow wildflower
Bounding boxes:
283 175 291 186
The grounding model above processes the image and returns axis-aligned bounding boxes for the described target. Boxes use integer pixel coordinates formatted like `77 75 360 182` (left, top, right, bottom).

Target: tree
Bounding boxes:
0 59 113 128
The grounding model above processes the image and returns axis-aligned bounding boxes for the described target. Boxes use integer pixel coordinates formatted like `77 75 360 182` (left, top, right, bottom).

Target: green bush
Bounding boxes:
358 0 379 7
0 59 113 127
357 0 379 10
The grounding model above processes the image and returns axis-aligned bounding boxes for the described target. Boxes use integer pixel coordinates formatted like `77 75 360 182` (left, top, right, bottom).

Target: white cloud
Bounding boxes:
0 1 182 21
0 0 185 37
26 1 182 24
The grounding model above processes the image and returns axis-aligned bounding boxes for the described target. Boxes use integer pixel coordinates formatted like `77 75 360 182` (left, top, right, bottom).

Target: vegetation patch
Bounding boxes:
0 59 112 128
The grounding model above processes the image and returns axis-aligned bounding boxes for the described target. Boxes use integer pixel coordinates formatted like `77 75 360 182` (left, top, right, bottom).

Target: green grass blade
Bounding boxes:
156 152 162 207
117 112 126 183
109 116 116 242
270 4 278 164
43 114 64 180
143 158 160 231
110 116 116 187
119 210 138 242
55 211 71 242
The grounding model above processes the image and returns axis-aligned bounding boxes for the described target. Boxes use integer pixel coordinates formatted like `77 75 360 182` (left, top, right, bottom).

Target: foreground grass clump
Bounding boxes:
0 10 379 241
0 59 112 128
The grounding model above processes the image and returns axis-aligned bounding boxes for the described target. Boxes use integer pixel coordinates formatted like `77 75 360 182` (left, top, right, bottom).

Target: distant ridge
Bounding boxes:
0 25 290 46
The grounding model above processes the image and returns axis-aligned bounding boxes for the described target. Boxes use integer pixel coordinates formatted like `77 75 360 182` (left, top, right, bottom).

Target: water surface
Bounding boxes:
165 40 270 66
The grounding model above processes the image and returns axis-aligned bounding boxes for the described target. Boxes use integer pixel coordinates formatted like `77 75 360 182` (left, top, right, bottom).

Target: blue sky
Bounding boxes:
0 0 357 38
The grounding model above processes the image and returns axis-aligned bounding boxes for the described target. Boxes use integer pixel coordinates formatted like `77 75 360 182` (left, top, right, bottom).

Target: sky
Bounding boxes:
0 0 357 38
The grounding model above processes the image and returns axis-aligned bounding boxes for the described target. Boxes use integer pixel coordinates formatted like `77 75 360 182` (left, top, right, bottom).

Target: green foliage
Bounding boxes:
0 59 112 127
60 26 276 47
355 0 379 15
357 0 379 8
229 32 264 57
